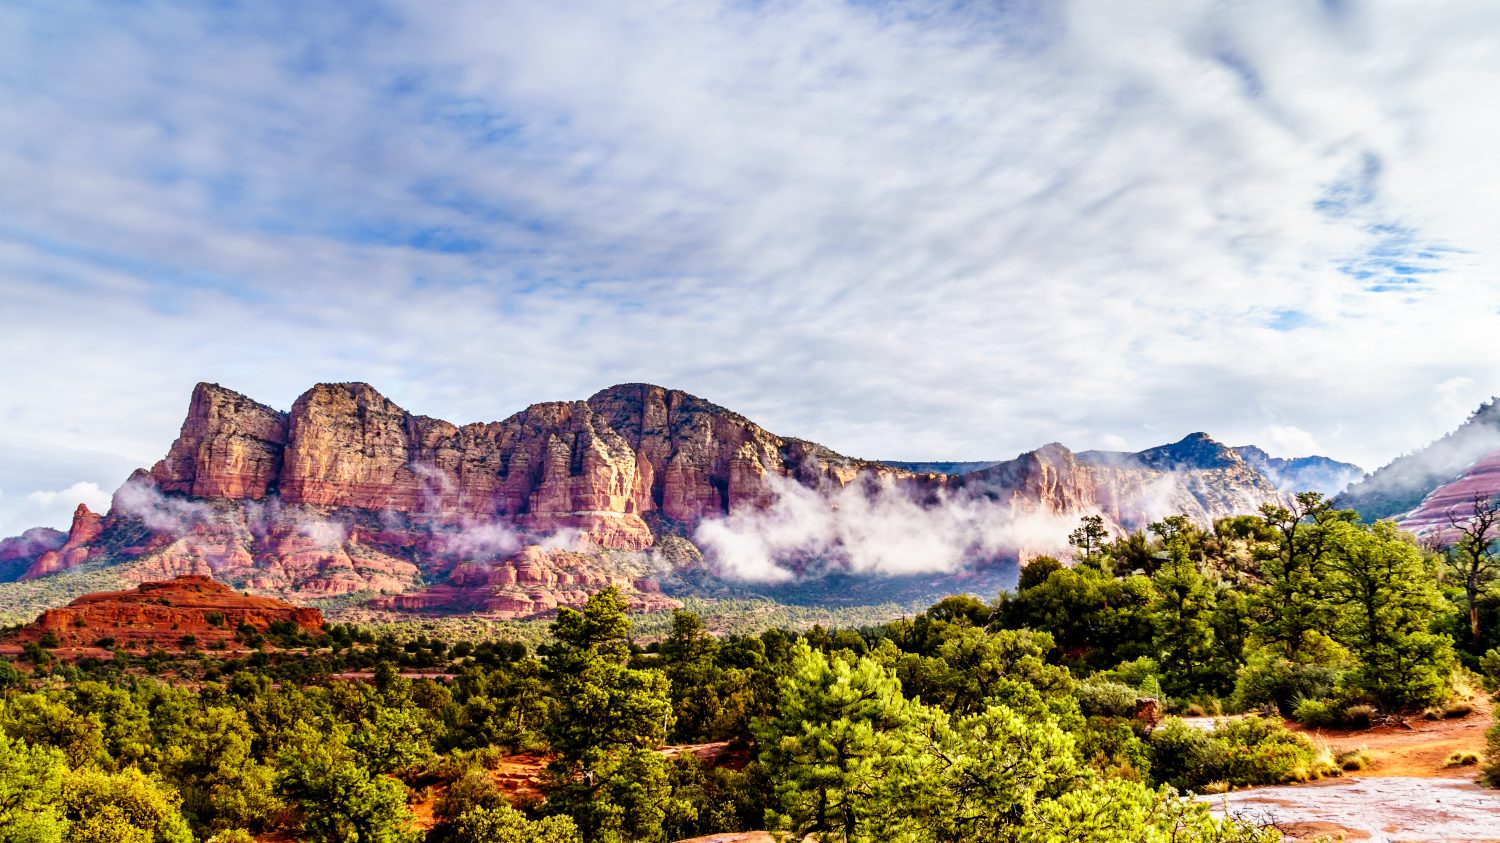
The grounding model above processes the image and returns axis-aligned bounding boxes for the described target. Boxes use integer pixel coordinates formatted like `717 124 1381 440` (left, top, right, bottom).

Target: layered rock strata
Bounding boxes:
16 575 324 648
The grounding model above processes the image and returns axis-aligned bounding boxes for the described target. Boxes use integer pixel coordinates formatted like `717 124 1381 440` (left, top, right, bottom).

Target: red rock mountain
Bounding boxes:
1394 451 1500 540
0 381 1288 617
15 575 323 649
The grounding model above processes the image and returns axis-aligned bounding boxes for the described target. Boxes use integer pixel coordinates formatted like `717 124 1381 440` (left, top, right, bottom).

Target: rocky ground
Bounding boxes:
1208 696 1500 842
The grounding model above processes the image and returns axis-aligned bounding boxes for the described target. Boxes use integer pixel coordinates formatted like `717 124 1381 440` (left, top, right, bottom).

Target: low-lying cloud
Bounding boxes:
694 474 1083 583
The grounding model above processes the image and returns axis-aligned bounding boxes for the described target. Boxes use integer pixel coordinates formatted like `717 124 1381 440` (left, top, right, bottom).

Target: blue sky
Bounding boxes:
4 0 1500 534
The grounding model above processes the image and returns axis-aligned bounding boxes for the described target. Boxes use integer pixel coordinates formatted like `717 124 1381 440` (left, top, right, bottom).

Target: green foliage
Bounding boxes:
0 732 69 843
1148 716 1334 791
59 766 192 843
755 642 922 841
1073 679 1141 719
432 767 580 843
1231 647 1341 714
1483 715 1500 787
275 726 415 843
541 588 682 842
1324 521 1456 709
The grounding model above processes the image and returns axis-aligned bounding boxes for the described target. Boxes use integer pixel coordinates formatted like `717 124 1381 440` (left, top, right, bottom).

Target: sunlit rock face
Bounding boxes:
3 382 1296 616
14 574 324 649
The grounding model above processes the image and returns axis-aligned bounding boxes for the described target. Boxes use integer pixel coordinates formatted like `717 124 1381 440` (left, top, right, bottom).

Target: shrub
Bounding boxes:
1098 658 1164 699
1334 748 1371 771
1232 650 1339 714
1483 718 1500 787
1343 704 1377 729
1215 716 1337 786
1148 718 1224 791
1075 679 1141 719
1076 717 1151 780
1446 751 1481 767
1291 698 1342 728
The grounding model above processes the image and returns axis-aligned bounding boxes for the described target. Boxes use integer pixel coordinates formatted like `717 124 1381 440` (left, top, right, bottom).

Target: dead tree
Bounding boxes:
1444 491 1500 647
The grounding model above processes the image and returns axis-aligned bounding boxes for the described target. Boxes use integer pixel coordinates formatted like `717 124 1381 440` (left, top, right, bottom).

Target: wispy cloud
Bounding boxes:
3 0 1500 534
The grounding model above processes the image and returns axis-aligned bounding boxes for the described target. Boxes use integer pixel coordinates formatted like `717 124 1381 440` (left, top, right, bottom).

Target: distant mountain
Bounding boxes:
1339 399 1500 522
0 382 1294 619
1231 446 1364 497
877 460 998 475
967 436 1282 529
1080 432 1243 471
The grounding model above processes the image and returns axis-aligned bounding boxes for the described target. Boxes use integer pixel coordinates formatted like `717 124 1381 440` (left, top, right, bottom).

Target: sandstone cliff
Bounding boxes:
2 381 1295 616
21 504 104 580
1394 450 1500 540
0 527 65 581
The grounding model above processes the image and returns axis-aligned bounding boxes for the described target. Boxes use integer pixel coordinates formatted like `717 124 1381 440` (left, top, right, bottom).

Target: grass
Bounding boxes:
1334 747 1372 771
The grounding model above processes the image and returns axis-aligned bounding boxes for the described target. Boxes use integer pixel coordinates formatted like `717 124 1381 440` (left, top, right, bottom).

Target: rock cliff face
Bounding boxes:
21 504 103 580
1394 450 1500 539
150 386 288 499
15 575 324 649
2 381 1295 616
145 381 900 552
0 528 65 581
1232 446 1364 497
966 435 1283 531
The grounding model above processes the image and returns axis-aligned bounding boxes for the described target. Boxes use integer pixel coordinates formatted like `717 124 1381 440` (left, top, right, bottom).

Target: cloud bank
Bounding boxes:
5 1 1500 534
694 474 1083 582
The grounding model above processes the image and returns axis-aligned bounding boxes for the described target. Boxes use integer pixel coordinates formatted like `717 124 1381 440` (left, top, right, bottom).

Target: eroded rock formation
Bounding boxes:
1 381 1297 616
21 504 104 580
16 575 324 648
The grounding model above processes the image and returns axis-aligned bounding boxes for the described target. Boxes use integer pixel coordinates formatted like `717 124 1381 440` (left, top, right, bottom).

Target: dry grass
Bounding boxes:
1335 747 1373 771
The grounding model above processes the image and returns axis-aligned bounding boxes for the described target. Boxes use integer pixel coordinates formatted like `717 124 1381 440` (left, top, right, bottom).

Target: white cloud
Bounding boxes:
1261 425 1323 458
694 473 1084 582
4 481 113 535
2 0 1500 528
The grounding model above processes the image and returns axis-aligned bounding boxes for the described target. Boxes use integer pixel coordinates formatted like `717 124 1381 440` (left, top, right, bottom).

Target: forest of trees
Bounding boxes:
0 492 1498 843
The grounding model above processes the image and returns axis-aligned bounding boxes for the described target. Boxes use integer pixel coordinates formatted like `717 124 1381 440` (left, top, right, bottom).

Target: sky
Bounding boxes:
4 0 1500 536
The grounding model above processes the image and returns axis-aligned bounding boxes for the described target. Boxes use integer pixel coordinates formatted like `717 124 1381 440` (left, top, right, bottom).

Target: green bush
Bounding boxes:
1215 716 1335 785
1098 658 1163 699
1074 679 1141 719
1076 717 1151 780
1148 718 1224 791
1483 718 1500 787
1150 715 1336 791
1290 697 1342 728
1231 650 1339 713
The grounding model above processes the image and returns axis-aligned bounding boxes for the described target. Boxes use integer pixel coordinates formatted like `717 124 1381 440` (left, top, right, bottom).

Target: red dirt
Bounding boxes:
1207 694 1500 842
1296 695 1493 780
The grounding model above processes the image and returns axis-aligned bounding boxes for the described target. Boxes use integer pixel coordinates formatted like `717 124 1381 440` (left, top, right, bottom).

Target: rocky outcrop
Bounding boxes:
3 381 1299 615
16 575 324 649
150 384 288 499
1340 398 1500 522
144 381 906 552
370 546 680 618
1395 450 1500 540
0 527 65 581
20 504 103 580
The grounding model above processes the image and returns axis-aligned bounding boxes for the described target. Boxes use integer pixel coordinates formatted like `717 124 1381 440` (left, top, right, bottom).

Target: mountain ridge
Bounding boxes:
0 380 1302 618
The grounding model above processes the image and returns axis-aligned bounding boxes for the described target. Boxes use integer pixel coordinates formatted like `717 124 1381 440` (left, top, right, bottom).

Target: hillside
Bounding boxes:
1340 399 1500 522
